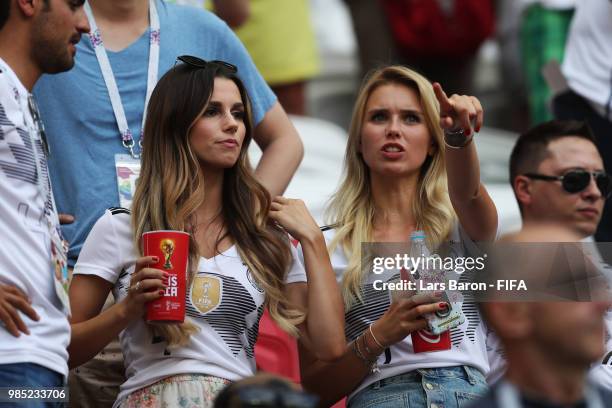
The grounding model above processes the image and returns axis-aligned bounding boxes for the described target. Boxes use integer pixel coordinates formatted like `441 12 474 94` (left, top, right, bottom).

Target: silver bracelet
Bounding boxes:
352 336 380 374
362 335 381 374
368 324 385 349
444 128 473 149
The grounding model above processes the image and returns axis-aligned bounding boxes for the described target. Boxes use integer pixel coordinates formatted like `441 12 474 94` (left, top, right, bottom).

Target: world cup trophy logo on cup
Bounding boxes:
160 239 175 270
142 231 190 324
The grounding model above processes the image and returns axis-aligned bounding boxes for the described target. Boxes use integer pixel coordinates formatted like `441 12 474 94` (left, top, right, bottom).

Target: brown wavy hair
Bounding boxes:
131 62 304 346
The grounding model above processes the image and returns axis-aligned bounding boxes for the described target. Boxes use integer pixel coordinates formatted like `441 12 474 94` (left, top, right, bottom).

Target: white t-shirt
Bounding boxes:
590 312 612 390
585 242 612 391
310 225 490 401
73 209 306 405
0 58 69 377
485 331 506 385
562 0 612 118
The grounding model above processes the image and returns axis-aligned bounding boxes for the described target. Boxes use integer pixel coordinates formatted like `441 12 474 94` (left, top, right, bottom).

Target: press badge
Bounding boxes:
115 154 141 209
50 225 70 315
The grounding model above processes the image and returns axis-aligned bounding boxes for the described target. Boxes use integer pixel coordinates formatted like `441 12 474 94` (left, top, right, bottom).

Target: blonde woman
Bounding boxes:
299 66 498 407
67 57 345 408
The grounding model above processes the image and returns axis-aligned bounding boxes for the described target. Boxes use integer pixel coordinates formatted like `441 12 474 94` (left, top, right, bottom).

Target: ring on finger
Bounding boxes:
130 281 141 292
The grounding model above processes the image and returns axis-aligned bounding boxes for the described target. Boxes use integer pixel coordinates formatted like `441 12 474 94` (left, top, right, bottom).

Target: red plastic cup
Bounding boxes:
411 329 451 353
142 230 190 324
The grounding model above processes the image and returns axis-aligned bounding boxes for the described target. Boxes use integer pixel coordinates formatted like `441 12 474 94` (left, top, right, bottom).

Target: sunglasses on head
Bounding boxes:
524 170 612 198
175 55 237 73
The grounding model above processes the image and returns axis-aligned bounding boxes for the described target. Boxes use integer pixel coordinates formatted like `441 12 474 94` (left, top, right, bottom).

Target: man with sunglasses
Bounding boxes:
32 0 304 406
0 0 90 402
510 120 608 238
553 0 612 243
484 119 612 390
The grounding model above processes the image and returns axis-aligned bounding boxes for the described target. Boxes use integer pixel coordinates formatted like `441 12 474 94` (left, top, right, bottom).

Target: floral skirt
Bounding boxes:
117 374 231 408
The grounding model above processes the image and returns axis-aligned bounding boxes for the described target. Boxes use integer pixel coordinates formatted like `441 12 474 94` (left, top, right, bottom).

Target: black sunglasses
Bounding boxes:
175 55 237 73
524 170 612 198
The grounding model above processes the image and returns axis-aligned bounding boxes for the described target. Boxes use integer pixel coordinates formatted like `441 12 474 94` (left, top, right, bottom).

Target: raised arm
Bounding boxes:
433 83 498 241
252 103 304 197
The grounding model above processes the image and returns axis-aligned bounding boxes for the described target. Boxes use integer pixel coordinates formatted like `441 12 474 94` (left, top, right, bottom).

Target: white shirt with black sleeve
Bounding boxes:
300 224 490 402
0 58 69 378
73 208 306 405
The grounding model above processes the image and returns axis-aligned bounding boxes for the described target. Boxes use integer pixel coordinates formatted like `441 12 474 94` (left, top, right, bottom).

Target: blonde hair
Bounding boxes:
326 66 456 308
131 64 304 346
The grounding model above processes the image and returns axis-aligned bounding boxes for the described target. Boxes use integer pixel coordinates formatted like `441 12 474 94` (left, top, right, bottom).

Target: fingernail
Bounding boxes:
439 302 448 309
163 272 170 277
465 129 471 136
152 256 159 262
158 290 165 295
476 126 481 132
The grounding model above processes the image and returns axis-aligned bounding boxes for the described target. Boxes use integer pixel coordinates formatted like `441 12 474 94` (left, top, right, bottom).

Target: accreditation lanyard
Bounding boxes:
84 0 160 159
27 94 71 314
496 381 604 408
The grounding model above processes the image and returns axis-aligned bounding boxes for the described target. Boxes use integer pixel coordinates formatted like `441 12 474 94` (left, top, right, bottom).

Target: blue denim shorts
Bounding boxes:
349 365 488 408
0 363 65 408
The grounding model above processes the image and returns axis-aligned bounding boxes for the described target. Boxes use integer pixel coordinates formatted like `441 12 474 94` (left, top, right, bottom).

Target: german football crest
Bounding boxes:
246 268 265 293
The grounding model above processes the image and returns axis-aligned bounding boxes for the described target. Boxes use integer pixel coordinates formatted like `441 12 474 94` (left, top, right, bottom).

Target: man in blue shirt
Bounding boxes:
35 0 303 269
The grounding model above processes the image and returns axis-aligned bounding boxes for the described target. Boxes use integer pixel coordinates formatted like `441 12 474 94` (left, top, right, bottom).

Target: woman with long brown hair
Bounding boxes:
67 57 345 407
